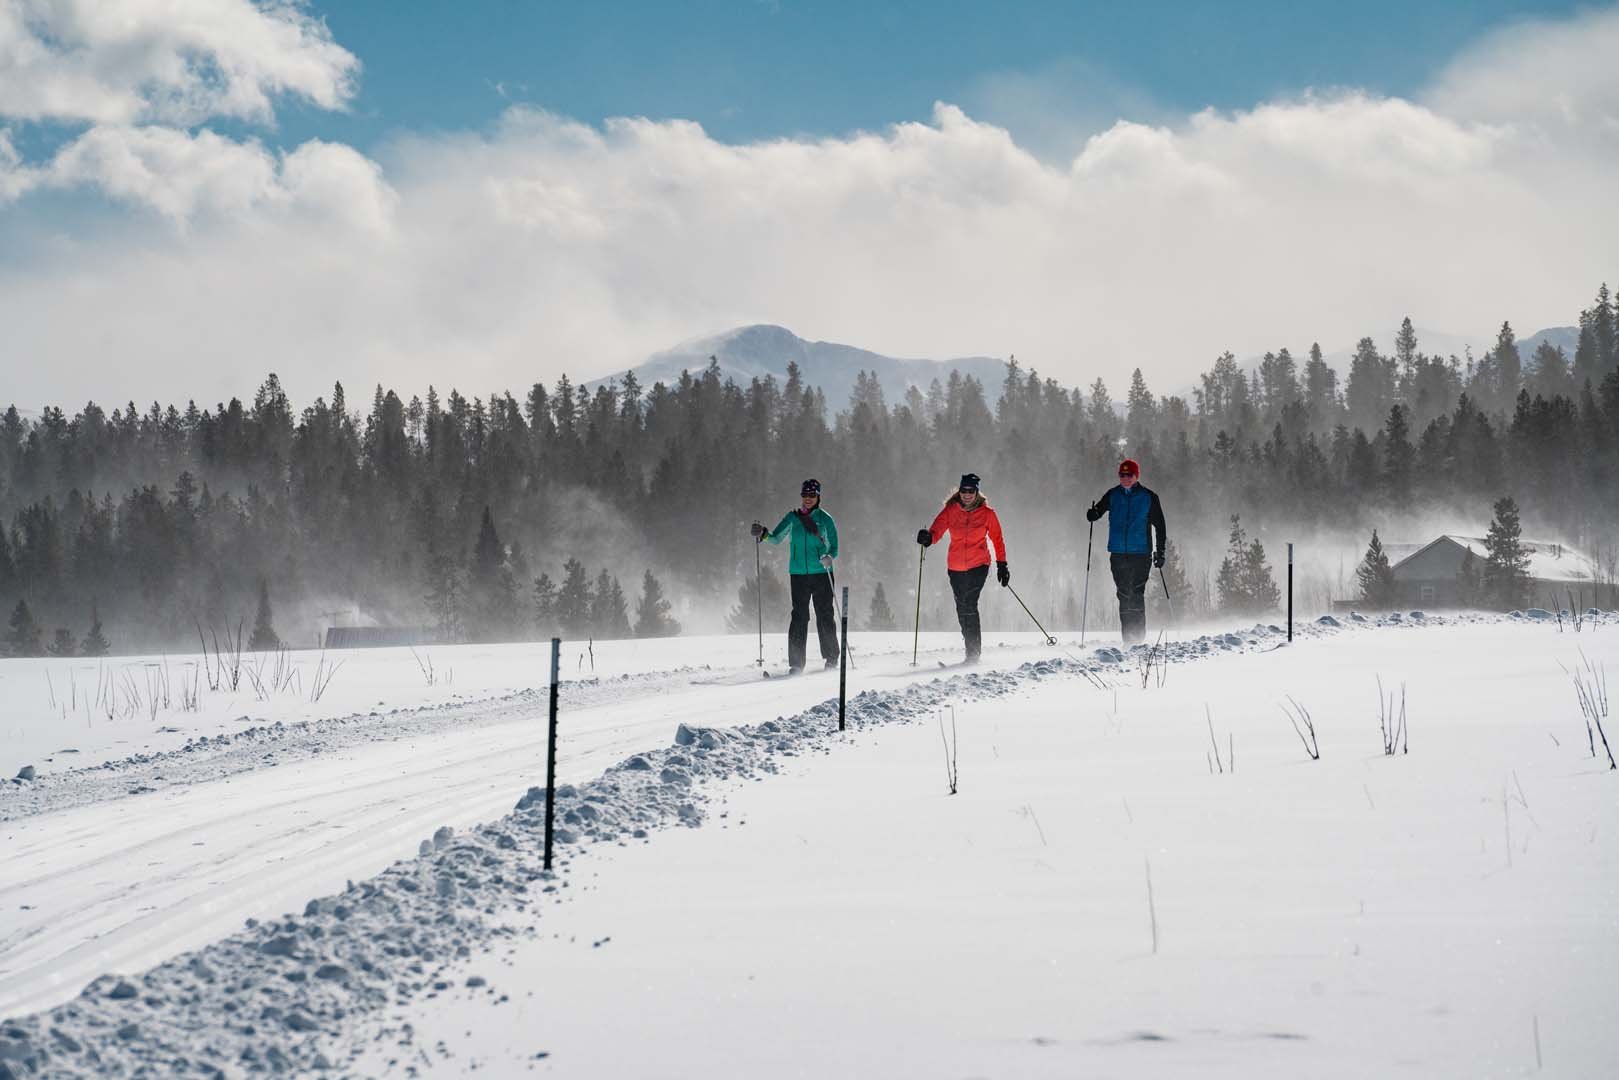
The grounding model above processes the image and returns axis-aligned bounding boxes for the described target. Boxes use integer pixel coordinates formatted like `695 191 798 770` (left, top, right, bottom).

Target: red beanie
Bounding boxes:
1118 458 1140 477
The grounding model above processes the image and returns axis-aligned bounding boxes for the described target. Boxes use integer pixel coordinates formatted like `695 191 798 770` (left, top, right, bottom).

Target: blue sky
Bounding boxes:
273 0 1583 152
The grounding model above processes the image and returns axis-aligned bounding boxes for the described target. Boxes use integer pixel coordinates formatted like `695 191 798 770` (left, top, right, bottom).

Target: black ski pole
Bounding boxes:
1007 582 1057 646
754 531 764 667
911 544 925 666
1080 518 1095 645
1158 563 1173 626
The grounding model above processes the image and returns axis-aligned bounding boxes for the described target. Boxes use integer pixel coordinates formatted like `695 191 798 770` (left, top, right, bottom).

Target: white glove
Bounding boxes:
819 554 833 569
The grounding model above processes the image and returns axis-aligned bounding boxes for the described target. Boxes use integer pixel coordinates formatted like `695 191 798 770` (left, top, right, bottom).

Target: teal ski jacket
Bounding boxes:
764 506 839 575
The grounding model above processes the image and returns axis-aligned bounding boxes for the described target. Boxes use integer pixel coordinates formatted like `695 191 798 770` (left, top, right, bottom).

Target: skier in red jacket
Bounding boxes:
915 473 1008 663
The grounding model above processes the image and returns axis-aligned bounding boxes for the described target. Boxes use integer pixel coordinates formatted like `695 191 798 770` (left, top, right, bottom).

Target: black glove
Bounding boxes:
750 521 767 541
1085 503 1103 523
997 561 1010 587
1152 550 1165 569
916 529 932 547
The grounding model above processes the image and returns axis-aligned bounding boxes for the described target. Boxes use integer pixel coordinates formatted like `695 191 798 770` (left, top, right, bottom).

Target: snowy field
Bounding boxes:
2 616 1616 1078
3 631 1067 779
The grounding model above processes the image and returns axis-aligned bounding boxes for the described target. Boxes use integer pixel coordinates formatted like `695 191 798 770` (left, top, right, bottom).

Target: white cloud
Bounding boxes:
1 124 392 224
1 9 1617 412
1424 6 1619 139
0 0 358 126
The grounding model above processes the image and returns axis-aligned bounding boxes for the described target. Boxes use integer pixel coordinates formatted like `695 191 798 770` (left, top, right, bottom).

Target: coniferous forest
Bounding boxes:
3 285 1617 656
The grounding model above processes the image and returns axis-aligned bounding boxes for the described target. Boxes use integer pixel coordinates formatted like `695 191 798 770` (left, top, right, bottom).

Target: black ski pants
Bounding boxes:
788 572 839 671
948 564 990 660
1111 553 1152 644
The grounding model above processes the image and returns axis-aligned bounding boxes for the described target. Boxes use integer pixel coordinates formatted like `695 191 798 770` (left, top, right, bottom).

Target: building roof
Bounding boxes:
1391 534 1600 585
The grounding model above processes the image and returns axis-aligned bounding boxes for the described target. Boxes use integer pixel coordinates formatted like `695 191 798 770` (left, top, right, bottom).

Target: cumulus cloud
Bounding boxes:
0 0 358 126
1 7 1617 412
1425 5 1619 138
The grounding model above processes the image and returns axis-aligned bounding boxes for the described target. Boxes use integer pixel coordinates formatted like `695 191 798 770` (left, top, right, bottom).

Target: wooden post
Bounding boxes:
839 586 849 732
544 637 560 872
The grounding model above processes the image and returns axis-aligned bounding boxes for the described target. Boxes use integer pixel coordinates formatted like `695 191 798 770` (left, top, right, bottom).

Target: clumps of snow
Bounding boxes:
0 614 1413 1077
12 766 34 782
1316 615 1341 628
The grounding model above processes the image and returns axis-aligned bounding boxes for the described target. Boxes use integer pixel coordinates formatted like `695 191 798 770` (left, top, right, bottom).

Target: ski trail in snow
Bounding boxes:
0 640 1075 1020
0 613 1534 1076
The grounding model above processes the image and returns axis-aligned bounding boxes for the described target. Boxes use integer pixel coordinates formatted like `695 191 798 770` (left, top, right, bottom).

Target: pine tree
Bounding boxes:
7 599 42 657
1242 536 1282 614
633 570 680 637
47 627 76 657
867 581 897 631
1355 529 1397 608
555 559 593 638
728 569 788 633
467 506 517 641
1216 516 1250 614
1382 405 1413 500
1455 547 1484 609
80 604 111 657
423 545 463 639
1149 540 1193 621
532 573 559 637
1491 322 1522 409
1482 496 1531 610
249 578 280 651
590 570 631 639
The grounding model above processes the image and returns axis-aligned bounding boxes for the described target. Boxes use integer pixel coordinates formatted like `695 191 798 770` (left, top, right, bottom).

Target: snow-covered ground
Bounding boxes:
2 616 1616 1078
1 632 1057 779
0 631 1065 1020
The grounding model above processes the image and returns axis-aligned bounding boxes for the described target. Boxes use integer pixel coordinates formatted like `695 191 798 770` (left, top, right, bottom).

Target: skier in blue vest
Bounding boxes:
1084 458 1167 644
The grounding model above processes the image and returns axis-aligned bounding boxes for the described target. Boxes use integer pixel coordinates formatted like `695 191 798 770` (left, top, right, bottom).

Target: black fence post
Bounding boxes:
1287 543 1294 643
544 637 560 872
839 585 849 732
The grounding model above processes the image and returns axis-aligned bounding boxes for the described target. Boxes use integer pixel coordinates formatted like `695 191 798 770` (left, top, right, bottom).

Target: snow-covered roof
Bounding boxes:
1392 534 1601 585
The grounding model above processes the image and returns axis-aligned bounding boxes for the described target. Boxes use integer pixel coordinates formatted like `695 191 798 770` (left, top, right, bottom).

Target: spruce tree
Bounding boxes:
533 573 559 637
423 545 463 640
633 570 680 637
1242 536 1282 614
1149 540 1193 621
1355 529 1397 608
727 569 788 633
1216 516 1250 614
80 604 111 657
555 559 593 638
47 627 76 657
249 578 280 650
1382 405 1413 501
590 571 631 639
7 599 42 657
1455 548 1484 609
467 507 517 641
867 581 897 631
1482 496 1531 610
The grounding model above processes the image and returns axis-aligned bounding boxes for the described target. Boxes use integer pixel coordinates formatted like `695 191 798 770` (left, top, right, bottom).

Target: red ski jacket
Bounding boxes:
927 497 1007 572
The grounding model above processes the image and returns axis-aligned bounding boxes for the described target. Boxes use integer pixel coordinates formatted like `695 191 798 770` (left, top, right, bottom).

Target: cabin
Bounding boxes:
1389 535 1615 610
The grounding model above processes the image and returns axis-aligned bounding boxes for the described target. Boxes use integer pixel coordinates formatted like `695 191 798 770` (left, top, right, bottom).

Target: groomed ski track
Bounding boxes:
0 614 1552 1076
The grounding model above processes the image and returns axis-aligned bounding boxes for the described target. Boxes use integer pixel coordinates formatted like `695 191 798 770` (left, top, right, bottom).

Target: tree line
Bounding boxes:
2 283 1616 656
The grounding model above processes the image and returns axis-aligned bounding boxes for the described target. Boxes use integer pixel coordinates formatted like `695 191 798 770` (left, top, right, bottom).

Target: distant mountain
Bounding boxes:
589 325 1011 413
1309 324 1578 380
1518 326 1579 360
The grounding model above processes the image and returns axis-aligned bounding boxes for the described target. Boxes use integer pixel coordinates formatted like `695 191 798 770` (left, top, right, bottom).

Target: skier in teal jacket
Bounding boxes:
751 478 840 673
